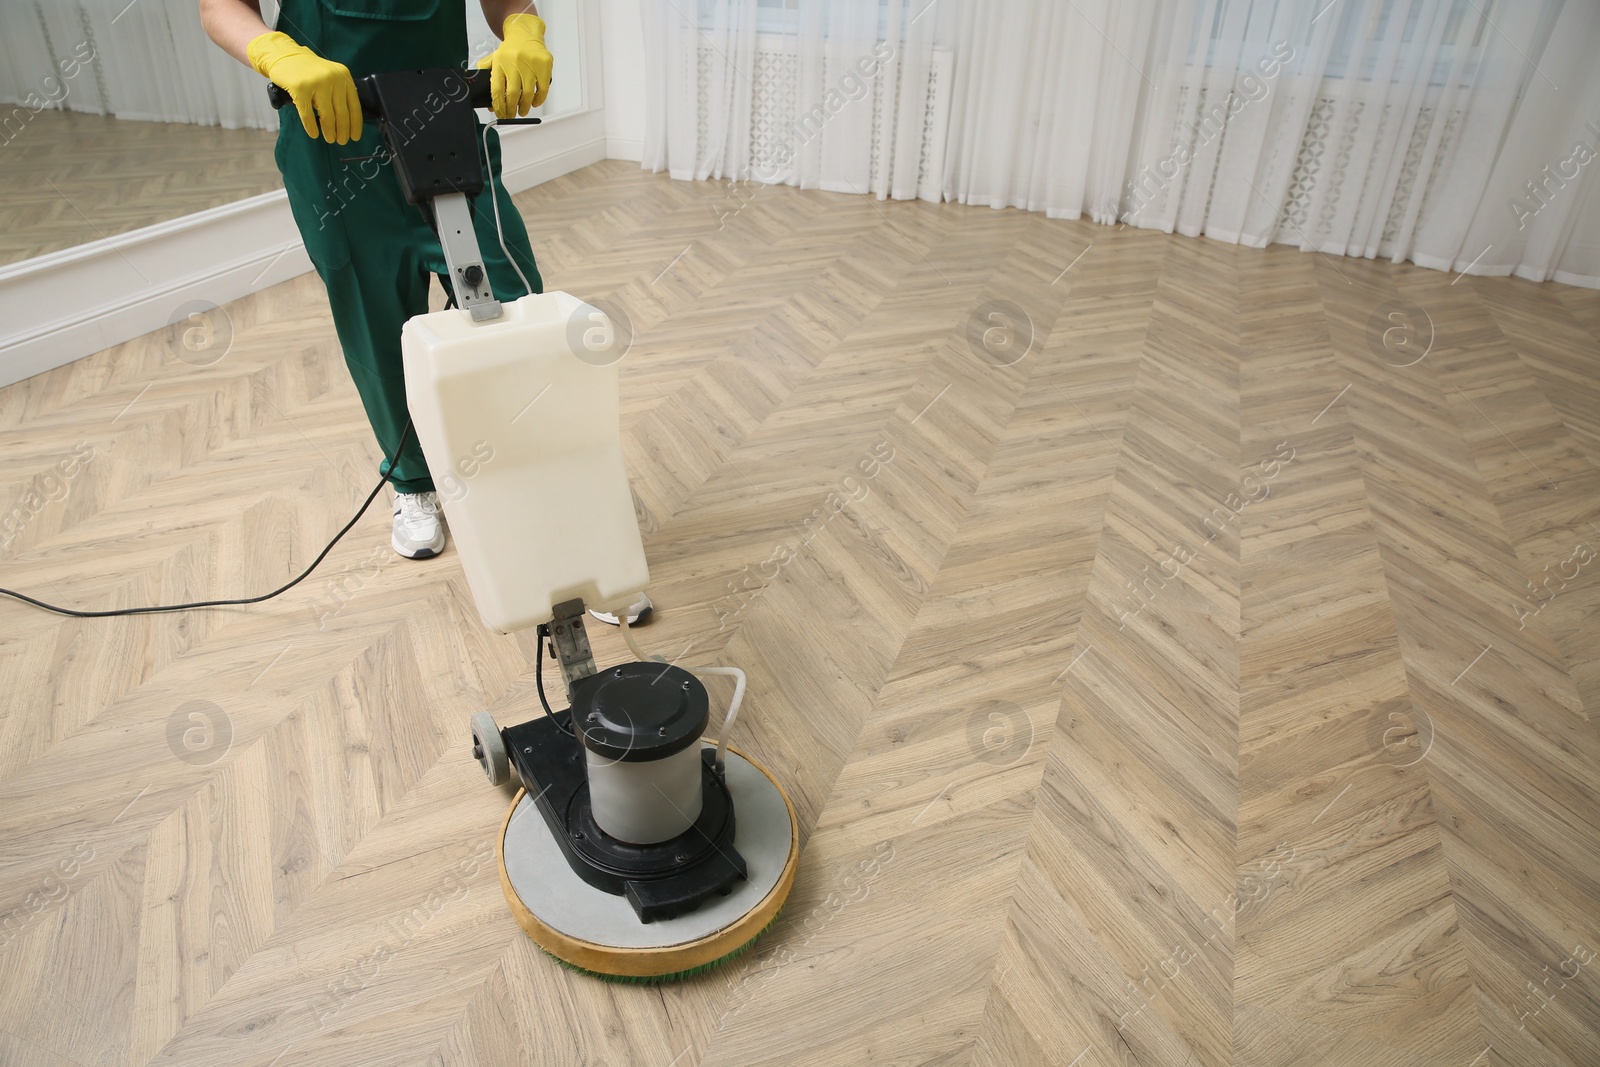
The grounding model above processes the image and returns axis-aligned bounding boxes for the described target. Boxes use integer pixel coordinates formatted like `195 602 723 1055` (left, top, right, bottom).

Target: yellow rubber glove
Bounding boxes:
476 13 553 119
247 31 362 145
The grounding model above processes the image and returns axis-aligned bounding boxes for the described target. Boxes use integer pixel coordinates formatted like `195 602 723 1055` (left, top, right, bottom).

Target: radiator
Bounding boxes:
1152 78 1466 254
697 36 953 198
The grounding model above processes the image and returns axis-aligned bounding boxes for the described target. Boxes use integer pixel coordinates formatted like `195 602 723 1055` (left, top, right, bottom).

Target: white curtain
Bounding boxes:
0 0 279 129
1458 0 1600 286
944 0 1165 223
642 0 953 200
1102 0 1569 272
642 0 1600 288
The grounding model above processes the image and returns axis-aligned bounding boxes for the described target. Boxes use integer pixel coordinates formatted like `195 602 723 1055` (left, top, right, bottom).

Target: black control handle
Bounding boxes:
267 71 539 124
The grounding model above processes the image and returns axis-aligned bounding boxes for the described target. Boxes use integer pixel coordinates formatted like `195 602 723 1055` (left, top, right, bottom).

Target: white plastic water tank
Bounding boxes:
401 292 649 634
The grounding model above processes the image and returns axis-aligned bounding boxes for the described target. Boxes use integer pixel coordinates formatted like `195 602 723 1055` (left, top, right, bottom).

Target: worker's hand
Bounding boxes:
246 31 362 144
476 13 553 118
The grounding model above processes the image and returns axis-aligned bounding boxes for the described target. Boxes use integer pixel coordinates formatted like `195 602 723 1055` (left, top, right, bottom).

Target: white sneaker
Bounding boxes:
392 491 446 559
589 593 653 626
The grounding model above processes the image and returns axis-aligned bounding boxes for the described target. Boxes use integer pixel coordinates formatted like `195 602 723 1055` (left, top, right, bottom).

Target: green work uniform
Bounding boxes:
271 0 543 492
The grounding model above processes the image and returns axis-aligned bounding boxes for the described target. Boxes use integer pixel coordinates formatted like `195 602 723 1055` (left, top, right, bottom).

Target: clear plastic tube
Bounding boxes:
619 610 656 663
482 123 534 296
694 666 746 771
618 614 744 770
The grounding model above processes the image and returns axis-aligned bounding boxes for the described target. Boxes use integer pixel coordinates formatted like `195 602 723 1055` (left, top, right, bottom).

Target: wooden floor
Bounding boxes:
0 110 280 265
2 159 1598 1067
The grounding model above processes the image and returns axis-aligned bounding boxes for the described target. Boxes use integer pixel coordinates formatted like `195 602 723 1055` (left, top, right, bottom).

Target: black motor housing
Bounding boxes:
504 666 747 924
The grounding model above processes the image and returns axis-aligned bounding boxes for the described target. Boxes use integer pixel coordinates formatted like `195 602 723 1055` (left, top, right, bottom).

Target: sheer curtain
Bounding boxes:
1104 0 1565 272
1458 0 1600 285
943 0 1167 224
0 0 278 129
642 0 1600 287
641 0 953 200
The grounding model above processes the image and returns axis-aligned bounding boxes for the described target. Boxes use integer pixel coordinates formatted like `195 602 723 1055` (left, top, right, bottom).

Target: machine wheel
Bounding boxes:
471 711 512 787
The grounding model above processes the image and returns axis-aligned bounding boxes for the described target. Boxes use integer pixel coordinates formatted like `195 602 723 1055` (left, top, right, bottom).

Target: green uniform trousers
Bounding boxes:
271 0 542 492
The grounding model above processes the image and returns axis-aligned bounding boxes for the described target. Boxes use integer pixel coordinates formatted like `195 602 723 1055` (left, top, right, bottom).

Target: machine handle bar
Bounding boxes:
267 70 539 124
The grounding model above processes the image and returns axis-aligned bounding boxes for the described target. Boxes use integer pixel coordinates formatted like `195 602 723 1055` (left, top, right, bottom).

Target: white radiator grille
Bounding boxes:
1144 81 1465 255
696 36 952 197
1279 94 1463 250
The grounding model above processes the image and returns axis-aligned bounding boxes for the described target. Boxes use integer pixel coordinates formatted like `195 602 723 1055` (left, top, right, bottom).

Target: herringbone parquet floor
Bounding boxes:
1 159 1598 1067
0 110 281 266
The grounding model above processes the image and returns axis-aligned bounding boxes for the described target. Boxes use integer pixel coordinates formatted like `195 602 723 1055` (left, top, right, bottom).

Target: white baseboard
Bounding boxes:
0 193 312 388
502 132 608 188
0 111 609 389
606 136 644 162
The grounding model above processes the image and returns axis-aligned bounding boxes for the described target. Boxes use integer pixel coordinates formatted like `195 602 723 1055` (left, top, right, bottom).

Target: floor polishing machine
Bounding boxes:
275 69 798 981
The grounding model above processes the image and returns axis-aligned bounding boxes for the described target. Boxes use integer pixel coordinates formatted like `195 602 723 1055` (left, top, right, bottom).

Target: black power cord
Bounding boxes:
0 420 416 618
534 622 575 735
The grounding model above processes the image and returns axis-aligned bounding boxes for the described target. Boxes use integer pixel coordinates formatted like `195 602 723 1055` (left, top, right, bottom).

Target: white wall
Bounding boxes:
600 0 647 161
